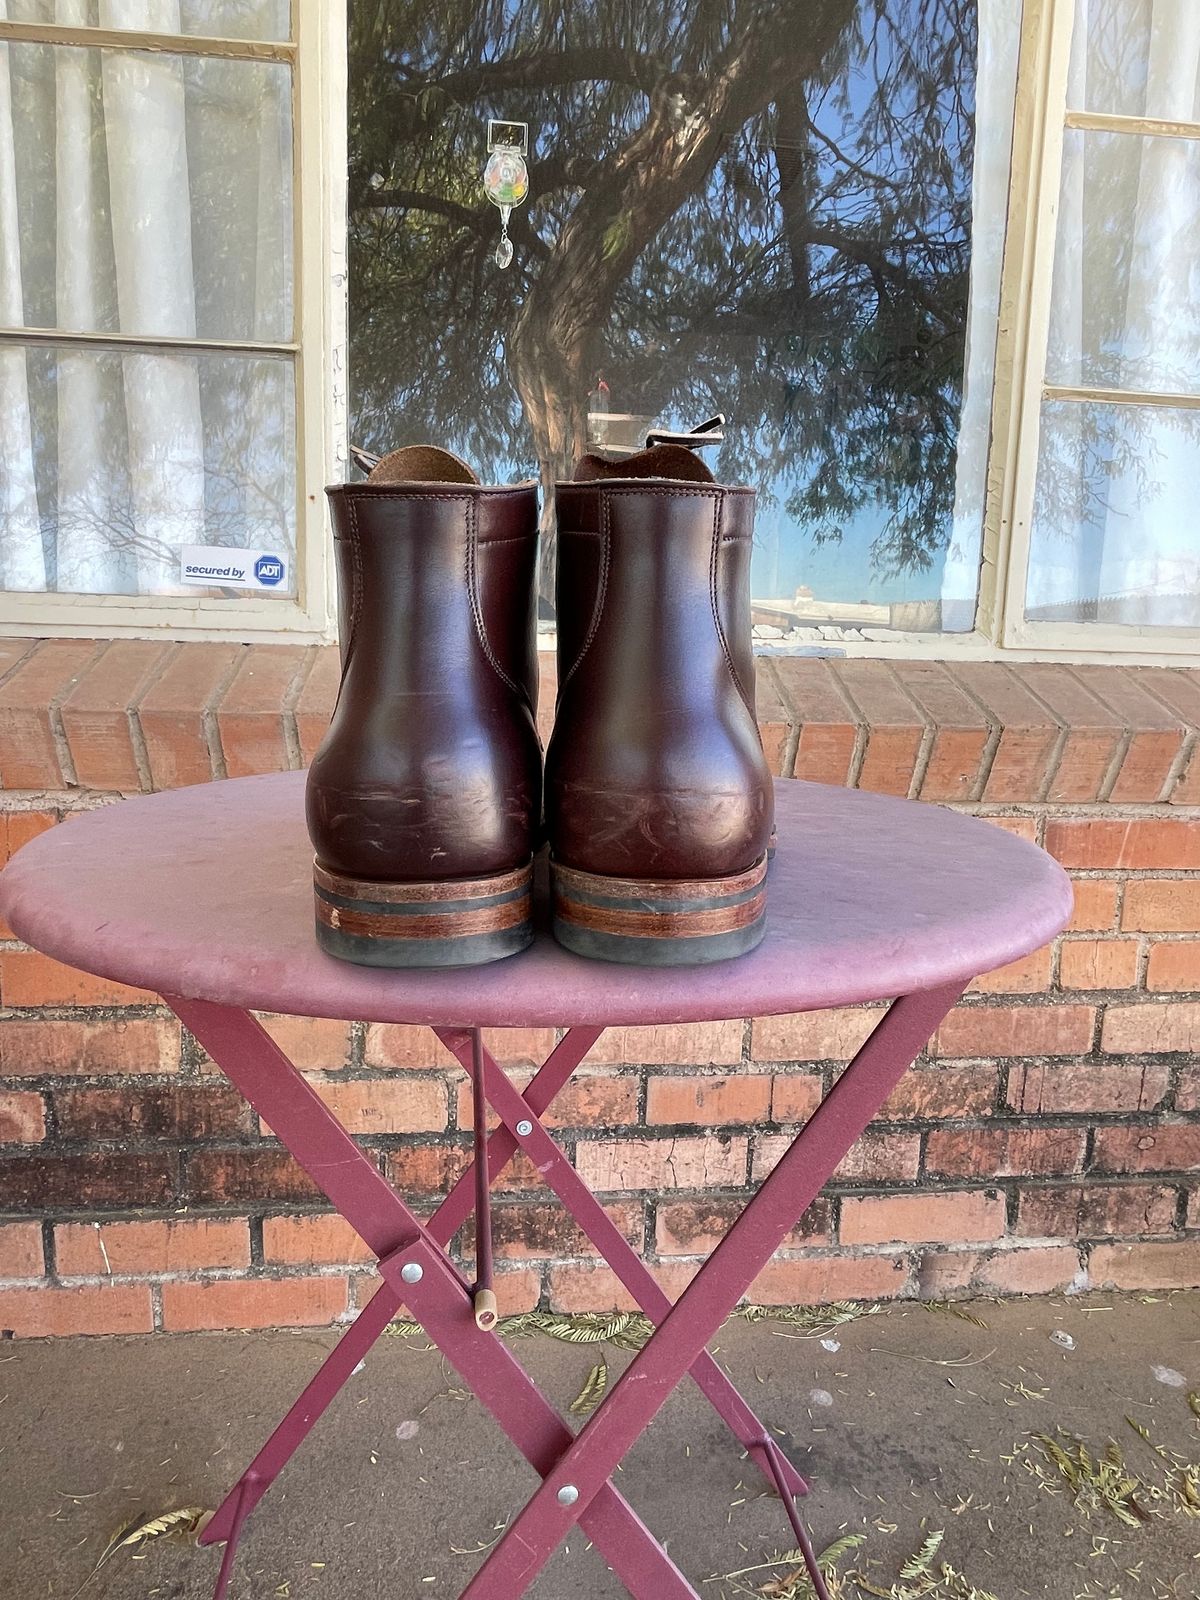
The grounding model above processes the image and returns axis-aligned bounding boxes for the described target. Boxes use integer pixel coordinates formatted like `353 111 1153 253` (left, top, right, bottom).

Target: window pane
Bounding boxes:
1046 129 1200 395
1026 398 1200 627
0 342 296 596
347 0 1022 637
5 41 293 342
8 1 292 43
1068 0 1200 122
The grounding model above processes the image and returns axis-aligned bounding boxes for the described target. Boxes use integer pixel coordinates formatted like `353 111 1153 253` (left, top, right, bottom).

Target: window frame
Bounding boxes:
995 0 1200 657
0 2 344 643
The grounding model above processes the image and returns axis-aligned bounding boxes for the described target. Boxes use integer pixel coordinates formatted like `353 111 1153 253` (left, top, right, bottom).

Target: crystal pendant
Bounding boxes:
494 235 514 269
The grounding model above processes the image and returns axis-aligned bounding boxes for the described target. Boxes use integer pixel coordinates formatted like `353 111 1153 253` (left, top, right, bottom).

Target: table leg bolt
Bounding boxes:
557 1484 580 1507
400 1262 424 1284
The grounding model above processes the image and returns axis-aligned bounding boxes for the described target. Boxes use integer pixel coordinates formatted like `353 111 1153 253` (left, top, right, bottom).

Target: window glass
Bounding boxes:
347 0 1021 638
7 42 293 342
6 0 292 44
1027 398 1200 627
1068 0 1200 122
0 344 296 595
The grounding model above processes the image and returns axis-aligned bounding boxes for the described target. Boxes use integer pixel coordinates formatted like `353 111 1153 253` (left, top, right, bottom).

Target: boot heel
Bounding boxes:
551 857 767 966
314 860 533 968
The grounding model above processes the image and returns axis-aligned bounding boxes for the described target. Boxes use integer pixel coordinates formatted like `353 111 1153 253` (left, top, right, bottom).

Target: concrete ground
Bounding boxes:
2 1292 1199 1600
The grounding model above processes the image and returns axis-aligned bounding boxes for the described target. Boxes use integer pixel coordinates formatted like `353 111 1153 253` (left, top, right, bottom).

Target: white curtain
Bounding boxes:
1026 0 1200 626
0 0 293 596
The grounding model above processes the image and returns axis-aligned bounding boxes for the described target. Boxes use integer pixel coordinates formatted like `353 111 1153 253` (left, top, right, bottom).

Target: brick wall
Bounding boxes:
0 639 1199 1335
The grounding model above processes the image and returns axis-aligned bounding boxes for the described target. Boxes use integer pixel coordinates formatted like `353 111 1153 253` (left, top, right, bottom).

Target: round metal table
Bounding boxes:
0 772 1072 1600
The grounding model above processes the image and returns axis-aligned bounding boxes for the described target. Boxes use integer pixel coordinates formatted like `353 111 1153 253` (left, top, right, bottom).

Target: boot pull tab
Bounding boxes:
644 413 724 450
573 416 724 483
349 444 480 485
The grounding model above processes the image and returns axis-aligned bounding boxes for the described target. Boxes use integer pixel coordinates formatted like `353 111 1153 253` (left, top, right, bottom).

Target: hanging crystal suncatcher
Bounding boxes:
483 120 529 270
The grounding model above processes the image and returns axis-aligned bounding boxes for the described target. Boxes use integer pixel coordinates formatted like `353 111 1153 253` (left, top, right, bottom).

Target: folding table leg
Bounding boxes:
459 982 965 1599
197 1024 603 1548
434 1025 811 1502
170 1002 694 1599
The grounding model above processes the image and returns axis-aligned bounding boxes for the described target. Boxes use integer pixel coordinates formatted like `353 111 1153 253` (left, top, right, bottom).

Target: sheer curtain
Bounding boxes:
0 0 293 597
1027 0 1200 625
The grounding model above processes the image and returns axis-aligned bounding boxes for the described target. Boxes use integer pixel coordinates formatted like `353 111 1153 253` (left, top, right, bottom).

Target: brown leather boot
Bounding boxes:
306 447 541 967
545 445 773 965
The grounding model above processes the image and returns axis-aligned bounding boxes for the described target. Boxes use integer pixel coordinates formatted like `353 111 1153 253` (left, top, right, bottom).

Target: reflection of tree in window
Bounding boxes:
347 0 978 609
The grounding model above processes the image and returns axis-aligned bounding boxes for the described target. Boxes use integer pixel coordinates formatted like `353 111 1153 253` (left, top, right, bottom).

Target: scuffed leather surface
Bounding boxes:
307 481 540 883
547 471 773 880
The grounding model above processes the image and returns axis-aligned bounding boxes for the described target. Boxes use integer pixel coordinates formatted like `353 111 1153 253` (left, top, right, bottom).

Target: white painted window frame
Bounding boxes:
0 1 346 644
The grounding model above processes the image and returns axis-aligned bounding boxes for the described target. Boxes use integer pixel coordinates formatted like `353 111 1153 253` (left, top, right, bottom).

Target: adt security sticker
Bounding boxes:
180 546 290 591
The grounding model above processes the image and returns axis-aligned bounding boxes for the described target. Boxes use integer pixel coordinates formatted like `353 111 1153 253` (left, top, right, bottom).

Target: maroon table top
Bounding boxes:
0 773 1071 1027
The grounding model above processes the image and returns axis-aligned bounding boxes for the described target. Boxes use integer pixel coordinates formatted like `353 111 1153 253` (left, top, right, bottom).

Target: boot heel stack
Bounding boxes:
313 860 534 969
550 856 768 967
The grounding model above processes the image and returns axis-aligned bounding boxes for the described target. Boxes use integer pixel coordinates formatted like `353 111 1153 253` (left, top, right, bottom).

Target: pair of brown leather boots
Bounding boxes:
305 442 773 969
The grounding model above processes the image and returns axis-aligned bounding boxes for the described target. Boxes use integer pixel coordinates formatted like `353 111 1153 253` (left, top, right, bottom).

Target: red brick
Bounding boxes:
769 1073 824 1123
0 1283 153 1336
750 1254 909 1304
1059 939 1139 991
970 947 1053 994
453 1072 639 1131
645 1074 770 1125
1014 664 1122 802
892 661 989 803
755 660 795 776
1066 880 1119 933
752 1008 886 1063
0 1221 43 1278
56 1084 252 1141
0 640 99 788
840 1189 1005 1246
0 811 57 936
585 1021 743 1066
0 1017 178 1077
0 1090 45 1144
0 1151 176 1209
980 814 1039 843
186 1149 320 1204
1009 1061 1168 1115
161 1275 348 1332
1082 665 1186 803
1146 941 1200 992
973 1245 1081 1295
935 1003 1095 1059
655 1195 831 1255
877 1065 996 1121
262 1213 377 1266
925 1126 1086 1178
294 645 341 766
1101 1001 1200 1054
1122 880 1200 933
546 1260 694 1313
835 661 925 796
774 659 859 786
1176 1069 1200 1111
1046 818 1200 871
915 1250 980 1296
137 643 241 788
575 1134 747 1191
266 1077 445 1137
1092 1124 1200 1174
752 1130 920 1184
254 1014 353 1071
1016 1183 1177 1239
1089 1240 1200 1291
485 1265 541 1314
55 1217 251 1276
60 641 170 790
458 1200 643 1262
364 1024 555 1070
217 645 310 777
383 1144 471 1195
954 664 1060 802
0 951 153 1008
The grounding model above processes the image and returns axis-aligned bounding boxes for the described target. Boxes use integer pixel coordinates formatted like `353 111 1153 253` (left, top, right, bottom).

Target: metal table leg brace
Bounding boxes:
174 981 963 1600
